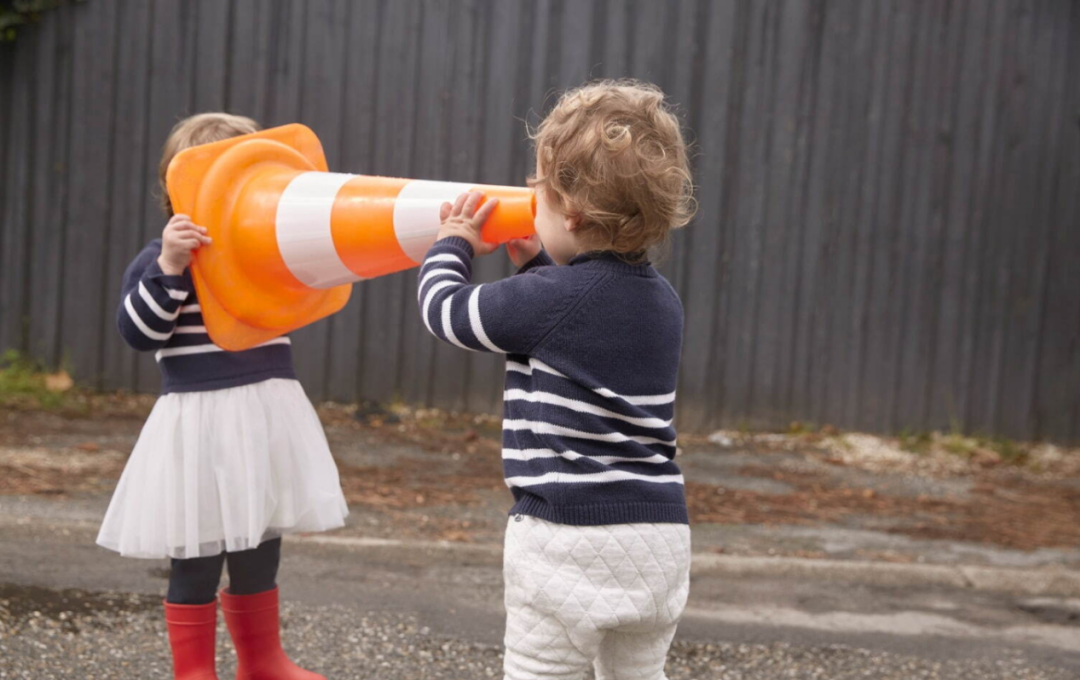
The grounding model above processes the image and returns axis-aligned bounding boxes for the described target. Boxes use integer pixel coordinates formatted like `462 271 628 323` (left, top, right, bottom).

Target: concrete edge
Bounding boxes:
4 516 1078 598
297 535 1080 598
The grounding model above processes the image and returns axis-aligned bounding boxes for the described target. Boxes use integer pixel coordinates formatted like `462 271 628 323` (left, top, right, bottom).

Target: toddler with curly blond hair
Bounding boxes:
417 80 694 680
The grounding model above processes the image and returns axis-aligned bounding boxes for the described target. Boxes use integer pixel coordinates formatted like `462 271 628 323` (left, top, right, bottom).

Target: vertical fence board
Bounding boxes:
892 0 948 433
859 0 914 432
929 0 982 430
0 28 35 356
1035 2 1080 441
953 0 1009 434
683 0 738 430
967 0 1025 434
822 0 872 428
59 0 118 385
226 0 272 120
0 39 10 356
761 0 817 424
26 8 70 369
101 0 153 391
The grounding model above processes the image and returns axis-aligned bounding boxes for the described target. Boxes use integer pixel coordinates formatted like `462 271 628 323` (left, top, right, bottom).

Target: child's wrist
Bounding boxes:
157 255 185 276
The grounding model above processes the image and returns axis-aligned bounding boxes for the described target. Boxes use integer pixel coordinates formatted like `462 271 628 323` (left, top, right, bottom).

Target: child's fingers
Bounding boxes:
168 222 200 236
450 192 469 217
471 196 499 225
170 222 203 235
440 201 453 222
461 191 484 217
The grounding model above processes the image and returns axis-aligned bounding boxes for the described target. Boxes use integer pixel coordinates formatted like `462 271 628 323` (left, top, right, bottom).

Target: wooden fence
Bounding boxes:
1 0 1077 441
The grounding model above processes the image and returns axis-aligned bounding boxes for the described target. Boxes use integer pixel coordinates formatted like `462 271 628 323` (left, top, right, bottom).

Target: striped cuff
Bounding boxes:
432 236 476 260
144 259 191 296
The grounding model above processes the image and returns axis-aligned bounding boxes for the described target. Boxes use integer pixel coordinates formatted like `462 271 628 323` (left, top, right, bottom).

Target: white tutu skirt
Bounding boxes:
97 379 349 559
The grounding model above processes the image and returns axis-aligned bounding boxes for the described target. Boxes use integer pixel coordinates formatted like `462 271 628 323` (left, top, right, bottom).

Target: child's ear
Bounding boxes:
564 214 580 232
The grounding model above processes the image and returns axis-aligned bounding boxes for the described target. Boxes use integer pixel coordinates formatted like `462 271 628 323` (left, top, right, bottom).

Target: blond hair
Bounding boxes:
529 80 695 259
158 112 260 215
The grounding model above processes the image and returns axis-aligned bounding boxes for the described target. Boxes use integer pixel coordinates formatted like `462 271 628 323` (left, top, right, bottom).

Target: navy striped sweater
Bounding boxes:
418 236 688 526
118 240 296 393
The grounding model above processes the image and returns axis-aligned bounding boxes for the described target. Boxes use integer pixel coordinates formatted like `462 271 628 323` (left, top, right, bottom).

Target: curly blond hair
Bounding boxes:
158 112 260 215
529 80 695 259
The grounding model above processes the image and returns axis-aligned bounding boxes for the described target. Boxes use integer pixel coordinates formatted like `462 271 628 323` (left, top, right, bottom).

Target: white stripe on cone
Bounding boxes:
275 172 359 289
393 180 477 264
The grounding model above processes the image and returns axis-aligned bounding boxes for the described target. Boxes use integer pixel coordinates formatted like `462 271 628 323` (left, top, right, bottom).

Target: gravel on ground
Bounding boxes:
1 584 1074 680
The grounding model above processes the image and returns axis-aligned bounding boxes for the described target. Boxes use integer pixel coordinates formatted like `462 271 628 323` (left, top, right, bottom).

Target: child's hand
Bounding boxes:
158 213 212 276
507 235 543 268
437 191 500 256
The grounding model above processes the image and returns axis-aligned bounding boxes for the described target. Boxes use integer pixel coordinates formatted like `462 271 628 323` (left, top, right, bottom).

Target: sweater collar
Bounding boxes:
568 251 656 276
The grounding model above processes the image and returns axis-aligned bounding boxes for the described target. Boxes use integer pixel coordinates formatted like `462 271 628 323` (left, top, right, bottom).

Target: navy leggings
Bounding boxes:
166 538 281 605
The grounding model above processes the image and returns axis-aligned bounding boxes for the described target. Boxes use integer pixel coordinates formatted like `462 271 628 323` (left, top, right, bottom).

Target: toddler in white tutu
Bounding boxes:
97 112 348 680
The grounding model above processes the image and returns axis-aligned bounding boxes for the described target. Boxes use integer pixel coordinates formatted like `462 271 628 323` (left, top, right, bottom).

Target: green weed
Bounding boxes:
0 350 70 410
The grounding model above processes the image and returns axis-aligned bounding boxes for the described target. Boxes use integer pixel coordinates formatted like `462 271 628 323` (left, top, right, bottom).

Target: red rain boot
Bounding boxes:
164 600 220 680
220 587 325 680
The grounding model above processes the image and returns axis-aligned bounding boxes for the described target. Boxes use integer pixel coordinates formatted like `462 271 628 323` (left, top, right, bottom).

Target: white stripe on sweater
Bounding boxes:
502 448 672 465
173 325 207 334
419 268 465 298
505 470 684 488
154 337 291 361
502 419 677 448
504 389 672 429
422 253 465 268
138 282 181 321
441 297 471 351
179 304 201 314
124 295 173 341
469 285 504 352
506 358 677 406
421 280 460 335
165 288 189 301
595 386 677 406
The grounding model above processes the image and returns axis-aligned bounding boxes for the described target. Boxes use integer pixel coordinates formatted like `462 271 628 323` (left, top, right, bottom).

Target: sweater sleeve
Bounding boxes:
116 241 193 352
416 237 571 355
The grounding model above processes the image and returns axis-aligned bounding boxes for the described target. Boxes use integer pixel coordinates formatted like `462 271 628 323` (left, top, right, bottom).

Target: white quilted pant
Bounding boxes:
503 515 692 680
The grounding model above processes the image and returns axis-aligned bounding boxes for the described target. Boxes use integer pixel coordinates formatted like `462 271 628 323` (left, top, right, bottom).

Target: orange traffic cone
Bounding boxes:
165 124 535 351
